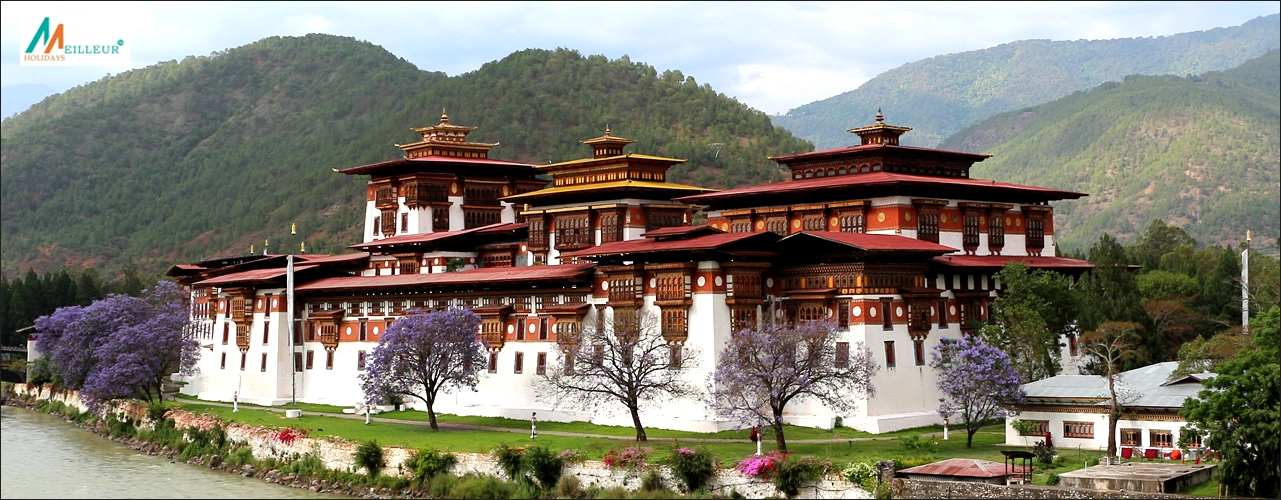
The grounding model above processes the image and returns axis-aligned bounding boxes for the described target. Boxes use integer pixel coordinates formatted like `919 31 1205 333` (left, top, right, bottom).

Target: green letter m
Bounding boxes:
25 17 64 54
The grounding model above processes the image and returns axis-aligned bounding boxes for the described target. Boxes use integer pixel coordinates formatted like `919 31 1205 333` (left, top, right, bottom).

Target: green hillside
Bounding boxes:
773 14 1280 149
941 50 1280 254
0 36 811 278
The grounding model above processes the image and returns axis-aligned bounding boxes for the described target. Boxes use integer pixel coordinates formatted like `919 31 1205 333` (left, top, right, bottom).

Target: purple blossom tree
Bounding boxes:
538 310 699 441
930 334 1025 447
710 321 877 452
34 281 199 411
359 307 485 430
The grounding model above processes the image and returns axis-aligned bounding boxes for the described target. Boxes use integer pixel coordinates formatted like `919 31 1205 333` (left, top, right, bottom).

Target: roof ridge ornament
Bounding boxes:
441 108 449 124
847 107 912 146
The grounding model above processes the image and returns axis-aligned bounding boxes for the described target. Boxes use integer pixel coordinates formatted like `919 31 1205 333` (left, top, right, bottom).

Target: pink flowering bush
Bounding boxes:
603 446 652 470
274 427 307 445
736 451 785 479
559 448 587 463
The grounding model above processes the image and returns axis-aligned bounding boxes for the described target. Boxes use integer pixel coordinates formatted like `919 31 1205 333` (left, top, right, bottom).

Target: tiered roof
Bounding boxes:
337 111 537 179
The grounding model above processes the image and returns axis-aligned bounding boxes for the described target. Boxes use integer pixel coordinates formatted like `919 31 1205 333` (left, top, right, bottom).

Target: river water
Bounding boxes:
1 405 340 499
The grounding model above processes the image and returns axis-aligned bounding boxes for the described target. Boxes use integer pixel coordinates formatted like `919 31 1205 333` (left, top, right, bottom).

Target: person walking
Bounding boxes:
530 412 538 439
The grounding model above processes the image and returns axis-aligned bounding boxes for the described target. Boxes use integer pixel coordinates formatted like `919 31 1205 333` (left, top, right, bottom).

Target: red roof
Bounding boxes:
931 255 1092 270
769 142 991 164
641 225 716 237
294 263 596 292
560 231 779 258
676 171 1085 206
350 223 524 250
338 155 535 176
900 458 1029 478
781 231 958 252
295 252 370 265
194 265 318 286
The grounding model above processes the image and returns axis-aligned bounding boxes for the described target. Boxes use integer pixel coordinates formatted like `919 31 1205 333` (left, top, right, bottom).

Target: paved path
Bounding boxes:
177 399 999 444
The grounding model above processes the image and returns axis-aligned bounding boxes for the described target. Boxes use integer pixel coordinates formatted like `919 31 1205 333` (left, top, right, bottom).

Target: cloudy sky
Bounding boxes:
2 1 1278 115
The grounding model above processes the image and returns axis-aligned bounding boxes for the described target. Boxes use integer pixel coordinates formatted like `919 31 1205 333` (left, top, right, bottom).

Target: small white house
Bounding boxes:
1005 362 1213 458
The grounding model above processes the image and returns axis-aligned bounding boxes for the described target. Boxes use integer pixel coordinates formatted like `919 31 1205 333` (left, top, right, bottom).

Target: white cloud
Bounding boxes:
2 1 1277 114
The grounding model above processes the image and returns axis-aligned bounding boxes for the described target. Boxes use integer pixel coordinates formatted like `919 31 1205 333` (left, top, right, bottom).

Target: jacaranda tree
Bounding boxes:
33 281 198 410
931 334 1025 447
359 307 486 430
710 320 877 451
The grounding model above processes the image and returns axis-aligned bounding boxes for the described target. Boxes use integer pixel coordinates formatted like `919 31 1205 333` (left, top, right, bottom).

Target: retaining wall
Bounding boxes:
893 478 1227 499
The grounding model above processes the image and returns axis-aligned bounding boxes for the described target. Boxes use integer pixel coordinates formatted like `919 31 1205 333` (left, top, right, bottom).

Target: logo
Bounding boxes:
20 16 131 66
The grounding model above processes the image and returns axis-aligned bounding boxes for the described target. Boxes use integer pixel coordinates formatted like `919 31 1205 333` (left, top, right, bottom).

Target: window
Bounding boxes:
260 353 268 372
262 321 270 345
988 211 1006 251
1150 429 1173 448
593 344 604 364
539 317 549 341
600 213 623 243
240 353 247 371
881 300 894 330
1025 215 1044 255
359 321 368 342
401 213 409 233
325 351 334 370
372 217 380 236
838 300 850 328
514 352 524 374
517 319 527 341
916 207 939 243
220 352 227 370
564 351 575 374
1064 421 1094 439
1068 334 1078 356
432 206 449 232
669 345 682 369
293 320 303 345
1185 431 1203 448
306 322 316 342
381 209 397 236
884 341 896 369
962 212 980 251
835 342 850 368
222 323 230 344
293 352 303 373
913 339 925 366
357 351 367 371
1121 428 1142 447
1026 420 1050 436
488 352 498 373
839 213 865 233
305 350 314 370
937 301 948 328
536 353 547 375
528 218 548 250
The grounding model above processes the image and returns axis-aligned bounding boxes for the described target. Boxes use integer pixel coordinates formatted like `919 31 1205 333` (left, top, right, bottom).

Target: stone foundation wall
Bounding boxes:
10 385 869 498
893 478 1225 499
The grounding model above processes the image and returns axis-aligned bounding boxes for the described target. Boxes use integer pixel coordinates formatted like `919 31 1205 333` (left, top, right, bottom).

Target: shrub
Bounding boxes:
736 452 781 479
1033 440 1055 464
427 473 459 497
522 444 565 488
354 439 386 478
1047 472 1061 486
146 401 169 423
494 444 526 481
897 434 937 452
603 446 652 470
641 469 665 492
556 475 585 499
559 448 588 463
598 486 631 499
772 455 829 498
374 475 409 490
842 461 877 489
404 447 458 485
451 473 517 499
892 455 937 471
228 445 257 468
668 448 715 492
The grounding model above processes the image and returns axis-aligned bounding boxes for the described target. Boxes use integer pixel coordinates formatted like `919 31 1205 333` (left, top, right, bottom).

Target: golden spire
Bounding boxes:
875 107 884 123
291 223 297 235
250 244 255 254
440 108 449 124
605 124 612 137
300 241 306 253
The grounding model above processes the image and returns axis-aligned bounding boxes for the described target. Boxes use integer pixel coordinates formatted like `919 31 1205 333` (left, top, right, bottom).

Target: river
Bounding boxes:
0 405 340 499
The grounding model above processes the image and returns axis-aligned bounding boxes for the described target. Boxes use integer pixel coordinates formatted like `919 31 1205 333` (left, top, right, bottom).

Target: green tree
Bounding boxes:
1129 219 1196 273
982 262 1076 383
1180 306 1280 498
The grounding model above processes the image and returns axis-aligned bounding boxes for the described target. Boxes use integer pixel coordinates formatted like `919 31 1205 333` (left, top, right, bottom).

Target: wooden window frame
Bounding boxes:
1150 429 1174 448
260 353 268 372
1121 428 1142 447
1064 421 1094 439
835 342 850 368
884 341 896 369
293 352 303 373
220 352 227 370
881 299 894 330
240 353 247 371
262 320 270 345
488 352 498 373
536 352 547 375
306 350 314 370
325 351 334 370
913 339 926 366
514 352 524 374
357 350 367 371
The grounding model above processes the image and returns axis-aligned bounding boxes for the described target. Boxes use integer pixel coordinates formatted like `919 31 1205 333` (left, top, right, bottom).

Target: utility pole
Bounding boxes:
288 253 297 407
1242 231 1250 335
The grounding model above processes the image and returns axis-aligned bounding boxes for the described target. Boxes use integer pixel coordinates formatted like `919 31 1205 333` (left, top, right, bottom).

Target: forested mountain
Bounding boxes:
0 35 810 277
772 14 1280 149
941 50 1280 254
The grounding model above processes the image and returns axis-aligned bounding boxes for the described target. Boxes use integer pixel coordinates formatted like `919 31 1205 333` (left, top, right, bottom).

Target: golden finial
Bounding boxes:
300 241 306 253
605 124 612 137
291 223 297 235
250 244 255 254
875 108 884 123
440 108 449 124
1247 230 1252 241
265 238 269 247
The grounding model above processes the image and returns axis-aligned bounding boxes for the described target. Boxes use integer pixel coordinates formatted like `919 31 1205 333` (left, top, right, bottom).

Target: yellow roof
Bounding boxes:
503 179 716 201
537 153 686 170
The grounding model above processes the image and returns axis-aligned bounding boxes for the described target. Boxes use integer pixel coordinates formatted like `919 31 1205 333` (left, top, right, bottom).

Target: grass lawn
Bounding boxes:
171 398 1098 471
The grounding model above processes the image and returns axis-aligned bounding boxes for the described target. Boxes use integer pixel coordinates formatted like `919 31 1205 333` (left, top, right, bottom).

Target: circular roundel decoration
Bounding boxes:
272 298 279 309
528 323 537 334
501 185 510 196
507 324 515 334
434 258 441 265
721 223 729 231
765 277 774 288
373 326 380 335
756 221 765 230
469 257 476 264
450 182 459 195
930 306 935 316
697 276 707 287
520 244 528 253
869 307 877 318
877 212 886 223
979 306 985 316
601 280 610 291
649 278 657 289
219 302 225 311
949 305 957 315
952 214 959 222
895 306 904 317
257 299 264 309
346 326 353 336
422 258 428 265
852 305 862 317
904 212 912 222
1015 218 1022 227
829 216 839 227
1005 217 1012 226
979 216 987 225
714 276 723 287
827 307 834 318
791 219 801 229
